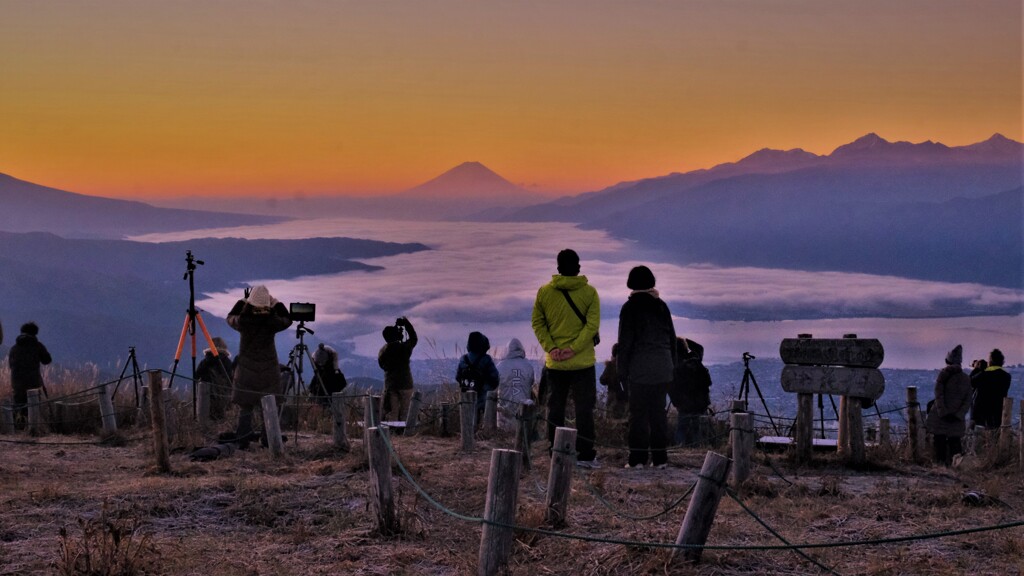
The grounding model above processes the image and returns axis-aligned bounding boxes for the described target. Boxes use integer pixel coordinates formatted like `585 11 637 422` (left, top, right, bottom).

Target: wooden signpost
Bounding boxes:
780 335 885 464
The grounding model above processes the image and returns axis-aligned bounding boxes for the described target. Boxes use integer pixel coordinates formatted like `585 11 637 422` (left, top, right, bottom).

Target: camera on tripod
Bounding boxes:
289 302 316 322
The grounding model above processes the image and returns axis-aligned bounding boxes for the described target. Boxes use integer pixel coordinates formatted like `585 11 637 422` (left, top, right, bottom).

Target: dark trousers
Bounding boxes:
628 382 670 467
933 434 963 466
546 366 597 462
675 412 703 447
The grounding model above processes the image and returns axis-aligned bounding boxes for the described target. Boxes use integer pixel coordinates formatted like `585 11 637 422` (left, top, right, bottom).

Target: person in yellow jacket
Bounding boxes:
531 249 601 468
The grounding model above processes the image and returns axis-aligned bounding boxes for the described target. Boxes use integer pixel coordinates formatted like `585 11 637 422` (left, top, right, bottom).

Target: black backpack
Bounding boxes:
457 354 487 393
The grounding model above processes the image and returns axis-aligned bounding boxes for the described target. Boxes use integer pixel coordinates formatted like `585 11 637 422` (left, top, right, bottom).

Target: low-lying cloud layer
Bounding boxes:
137 218 1023 369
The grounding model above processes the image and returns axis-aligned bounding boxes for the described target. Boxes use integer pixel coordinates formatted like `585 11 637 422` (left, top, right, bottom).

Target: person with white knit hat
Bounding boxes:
925 344 973 466
226 285 292 448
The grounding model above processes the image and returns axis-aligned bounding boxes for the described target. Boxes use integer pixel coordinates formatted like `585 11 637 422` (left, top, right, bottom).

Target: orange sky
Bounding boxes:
1 1 1021 199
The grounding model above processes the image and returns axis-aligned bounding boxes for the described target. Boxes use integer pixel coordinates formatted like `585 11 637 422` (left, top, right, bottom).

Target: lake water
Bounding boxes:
134 217 1023 371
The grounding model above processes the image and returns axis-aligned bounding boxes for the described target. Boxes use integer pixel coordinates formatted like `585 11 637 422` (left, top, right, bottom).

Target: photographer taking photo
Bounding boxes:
378 316 418 421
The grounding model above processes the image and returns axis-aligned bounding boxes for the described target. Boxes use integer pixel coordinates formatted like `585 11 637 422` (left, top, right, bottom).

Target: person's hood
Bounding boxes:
247 285 278 308
549 274 590 291
506 338 526 360
15 334 38 346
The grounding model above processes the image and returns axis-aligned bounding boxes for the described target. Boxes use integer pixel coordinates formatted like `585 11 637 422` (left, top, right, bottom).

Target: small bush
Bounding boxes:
55 502 161 576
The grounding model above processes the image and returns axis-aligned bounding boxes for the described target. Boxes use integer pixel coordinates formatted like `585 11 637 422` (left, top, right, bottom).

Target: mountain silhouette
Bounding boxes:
0 173 283 239
397 161 548 204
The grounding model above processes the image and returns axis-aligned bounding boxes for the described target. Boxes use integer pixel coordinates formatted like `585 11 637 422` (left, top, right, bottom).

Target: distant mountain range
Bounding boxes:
504 133 1023 293
0 173 283 239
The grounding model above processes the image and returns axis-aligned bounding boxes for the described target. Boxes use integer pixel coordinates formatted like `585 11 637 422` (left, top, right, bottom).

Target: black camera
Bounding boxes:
289 302 316 322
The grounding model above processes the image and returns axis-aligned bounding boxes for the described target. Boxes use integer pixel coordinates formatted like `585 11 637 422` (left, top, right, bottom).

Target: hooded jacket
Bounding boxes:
531 275 600 371
8 333 52 393
496 338 536 430
226 299 292 408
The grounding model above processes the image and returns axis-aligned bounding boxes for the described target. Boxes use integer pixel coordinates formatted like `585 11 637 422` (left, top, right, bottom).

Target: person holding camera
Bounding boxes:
531 249 601 468
378 316 418 421
8 322 52 429
311 343 348 405
970 349 1012 430
925 344 973 466
226 285 292 448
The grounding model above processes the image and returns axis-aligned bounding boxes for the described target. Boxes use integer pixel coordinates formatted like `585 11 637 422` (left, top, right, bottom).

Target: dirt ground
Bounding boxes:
1 419 1023 576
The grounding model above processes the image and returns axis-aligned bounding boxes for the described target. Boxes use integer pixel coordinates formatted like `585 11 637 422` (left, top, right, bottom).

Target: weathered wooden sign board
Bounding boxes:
780 365 885 399
779 338 884 368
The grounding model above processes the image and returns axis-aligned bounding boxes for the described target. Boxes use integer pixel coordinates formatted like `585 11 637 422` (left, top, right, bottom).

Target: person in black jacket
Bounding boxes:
617 266 677 469
970 348 1012 429
670 337 712 446
8 322 52 428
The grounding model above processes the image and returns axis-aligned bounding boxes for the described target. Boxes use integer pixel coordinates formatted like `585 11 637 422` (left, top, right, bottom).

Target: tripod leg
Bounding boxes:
195 312 234 384
168 312 192 390
747 370 781 435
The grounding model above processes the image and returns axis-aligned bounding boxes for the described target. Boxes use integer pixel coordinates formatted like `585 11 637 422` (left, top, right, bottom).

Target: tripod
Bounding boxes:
736 352 781 435
283 321 322 398
112 346 143 407
167 250 229 418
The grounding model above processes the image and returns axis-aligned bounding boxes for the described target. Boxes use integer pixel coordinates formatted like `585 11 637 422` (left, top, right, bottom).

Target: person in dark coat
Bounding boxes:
194 336 233 421
599 343 628 419
925 344 973 466
455 331 500 427
226 285 292 447
617 266 677 469
8 322 52 427
970 348 1012 430
378 316 418 421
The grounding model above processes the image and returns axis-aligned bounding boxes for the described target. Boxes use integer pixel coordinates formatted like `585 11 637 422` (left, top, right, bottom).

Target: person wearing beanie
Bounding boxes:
532 248 602 468
455 331 500 426
925 344 973 466
969 348 1012 429
8 321 52 429
617 266 677 469
378 316 418 421
226 285 292 448
194 335 234 421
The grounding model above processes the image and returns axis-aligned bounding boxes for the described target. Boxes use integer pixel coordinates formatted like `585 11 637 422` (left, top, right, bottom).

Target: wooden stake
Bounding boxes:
879 418 891 449
0 401 13 434
478 449 522 576
405 390 422 435
461 391 477 451
148 371 171 473
262 395 284 457
365 394 379 429
137 386 150 427
795 393 813 463
837 395 849 457
98 383 118 436
907 386 923 463
998 397 1014 462
730 413 753 489
545 426 576 526
483 390 498 431
673 451 732 563
331 392 350 451
846 396 865 465
513 403 536 471
365 426 398 535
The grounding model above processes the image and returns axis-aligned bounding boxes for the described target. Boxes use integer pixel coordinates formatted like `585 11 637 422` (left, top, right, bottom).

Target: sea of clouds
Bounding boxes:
134 218 1023 370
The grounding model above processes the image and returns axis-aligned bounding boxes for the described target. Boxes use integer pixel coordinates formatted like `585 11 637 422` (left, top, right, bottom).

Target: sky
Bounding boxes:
2 1 1021 199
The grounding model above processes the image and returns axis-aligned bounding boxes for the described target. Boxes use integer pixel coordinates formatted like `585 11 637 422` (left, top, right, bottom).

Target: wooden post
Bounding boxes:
513 403 536 471
262 395 284 457
137 386 150 427
330 392 350 451
846 396 865 465
365 426 398 535
1019 399 1023 474
405 391 422 435
795 393 813 463
148 371 171 473
163 392 177 444
364 394 379 429
478 449 522 576
730 412 753 489
837 395 849 457
730 399 746 413
97 383 118 436
27 389 43 436
483 390 498 431
0 401 13 434
440 403 452 437
998 397 1014 462
673 451 732 563
197 380 211 428
461 391 477 451
545 426 576 526
879 418 891 449
907 387 923 463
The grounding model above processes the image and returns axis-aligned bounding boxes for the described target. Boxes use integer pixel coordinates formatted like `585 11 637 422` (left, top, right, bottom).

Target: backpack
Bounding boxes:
457 354 487 393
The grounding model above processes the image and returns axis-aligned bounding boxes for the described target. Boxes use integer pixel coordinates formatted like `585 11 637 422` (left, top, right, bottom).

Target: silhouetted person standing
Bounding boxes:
970 348 1012 429
926 344 973 466
456 331 500 427
8 322 52 428
378 316 418 421
617 266 677 469
532 249 601 468
195 336 233 421
226 285 292 448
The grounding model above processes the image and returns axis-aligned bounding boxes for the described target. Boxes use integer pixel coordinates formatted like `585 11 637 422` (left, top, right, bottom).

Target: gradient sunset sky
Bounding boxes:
2 1 1020 199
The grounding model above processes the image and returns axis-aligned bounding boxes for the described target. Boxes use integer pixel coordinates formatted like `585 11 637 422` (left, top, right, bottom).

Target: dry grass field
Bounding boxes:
1 378 1023 576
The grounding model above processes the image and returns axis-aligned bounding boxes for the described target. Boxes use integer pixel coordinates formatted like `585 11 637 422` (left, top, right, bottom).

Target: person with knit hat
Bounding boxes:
925 344 973 466
226 285 292 448
8 321 52 429
531 249 602 468
617 266 677 469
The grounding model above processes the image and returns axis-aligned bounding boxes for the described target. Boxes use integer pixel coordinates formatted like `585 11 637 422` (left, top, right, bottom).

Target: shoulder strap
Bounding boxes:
558 288 587 325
